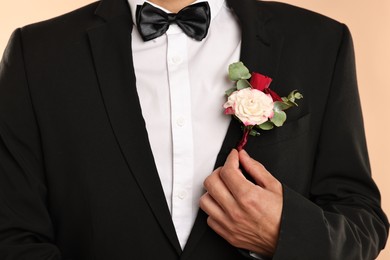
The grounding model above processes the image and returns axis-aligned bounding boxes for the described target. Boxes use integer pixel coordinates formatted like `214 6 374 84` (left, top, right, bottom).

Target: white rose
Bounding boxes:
224 88 274 126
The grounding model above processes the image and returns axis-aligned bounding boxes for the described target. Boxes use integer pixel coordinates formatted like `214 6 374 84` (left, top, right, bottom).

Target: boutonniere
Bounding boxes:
224 62 303 150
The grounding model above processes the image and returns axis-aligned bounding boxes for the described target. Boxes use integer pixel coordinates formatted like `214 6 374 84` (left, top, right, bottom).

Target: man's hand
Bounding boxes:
199 149 283 256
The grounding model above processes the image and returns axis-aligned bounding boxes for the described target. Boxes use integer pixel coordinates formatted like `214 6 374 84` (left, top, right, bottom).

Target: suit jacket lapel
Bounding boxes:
87 0 182 254
232 0 285 78
182 0 285 257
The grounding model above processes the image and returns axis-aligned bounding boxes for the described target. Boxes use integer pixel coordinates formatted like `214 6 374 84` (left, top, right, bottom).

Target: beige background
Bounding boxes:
0 0 389 258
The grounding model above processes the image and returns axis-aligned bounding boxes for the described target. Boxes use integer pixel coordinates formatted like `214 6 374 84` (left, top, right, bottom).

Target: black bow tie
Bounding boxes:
136 2 211 41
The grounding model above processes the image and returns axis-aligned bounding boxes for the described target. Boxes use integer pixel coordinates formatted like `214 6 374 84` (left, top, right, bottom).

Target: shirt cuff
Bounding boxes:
237 248 272 260
249 251 271 259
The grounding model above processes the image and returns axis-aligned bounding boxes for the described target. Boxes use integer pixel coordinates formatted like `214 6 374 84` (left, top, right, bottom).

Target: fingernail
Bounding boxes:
230 148 237 153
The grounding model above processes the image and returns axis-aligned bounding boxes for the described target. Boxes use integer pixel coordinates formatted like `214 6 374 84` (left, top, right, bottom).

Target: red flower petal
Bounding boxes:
264 88 282 102
250 72 273 91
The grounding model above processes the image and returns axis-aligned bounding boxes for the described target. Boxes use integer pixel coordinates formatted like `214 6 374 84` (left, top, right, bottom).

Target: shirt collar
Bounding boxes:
127 0 225 25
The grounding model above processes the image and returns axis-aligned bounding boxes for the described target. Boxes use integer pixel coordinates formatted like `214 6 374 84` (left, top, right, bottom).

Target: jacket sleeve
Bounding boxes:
273 25 389 260
0 29 62 259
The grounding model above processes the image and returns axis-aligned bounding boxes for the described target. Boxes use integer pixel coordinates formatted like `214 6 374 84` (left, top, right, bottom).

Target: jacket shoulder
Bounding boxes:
257 1 345 38
19 2 102 45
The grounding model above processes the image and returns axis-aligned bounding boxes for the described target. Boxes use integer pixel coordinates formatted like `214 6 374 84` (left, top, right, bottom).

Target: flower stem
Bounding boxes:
237 126 252 151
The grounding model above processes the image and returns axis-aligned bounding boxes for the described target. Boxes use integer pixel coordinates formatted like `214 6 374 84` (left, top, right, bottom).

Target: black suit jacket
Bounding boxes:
0 0 388 259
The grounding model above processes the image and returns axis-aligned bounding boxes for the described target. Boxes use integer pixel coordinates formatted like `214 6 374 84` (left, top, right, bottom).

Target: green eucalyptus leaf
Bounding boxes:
287 90 304 103
271 110 287 127
228 62 251 81
249 129 260 136
273 101 292 111
237 79 251 90
288 91 296 102
257 121 274 130
288 100 298 107
225 87 237 96
294 91 303 99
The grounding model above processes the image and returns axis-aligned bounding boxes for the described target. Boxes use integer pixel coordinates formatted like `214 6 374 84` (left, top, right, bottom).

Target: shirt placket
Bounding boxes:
166 26 194 249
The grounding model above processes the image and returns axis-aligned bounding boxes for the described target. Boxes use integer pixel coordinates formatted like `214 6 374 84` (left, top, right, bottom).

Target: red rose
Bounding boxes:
250 72 282 102
250 72 272 91
264 88 283 102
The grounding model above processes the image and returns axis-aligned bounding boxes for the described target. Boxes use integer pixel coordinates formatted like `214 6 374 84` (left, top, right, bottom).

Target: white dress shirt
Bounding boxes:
127 0 241 249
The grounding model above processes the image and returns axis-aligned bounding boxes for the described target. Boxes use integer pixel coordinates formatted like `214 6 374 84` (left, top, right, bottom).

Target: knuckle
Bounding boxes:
219 167 235 181
219 167 229 180
238 191 254 206
268 178 282 192
206 216 214 227
270 180 280 191
238 188 260 210
203 168 222 190
203 176 214 190
228 208 243 221
258 162 266 171
203 177 211 189
275 179 283 191
199 195 206 208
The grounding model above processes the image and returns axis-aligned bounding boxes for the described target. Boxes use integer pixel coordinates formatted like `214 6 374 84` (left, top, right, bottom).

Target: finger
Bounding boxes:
199 193 227 222
219 151 254 199
239 149 276 189
203 169 237 212
223 149 240 170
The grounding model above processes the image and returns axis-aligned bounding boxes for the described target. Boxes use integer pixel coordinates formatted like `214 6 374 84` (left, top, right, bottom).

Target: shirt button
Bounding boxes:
176 117 185 127
178 190 187 200
171 55 183 65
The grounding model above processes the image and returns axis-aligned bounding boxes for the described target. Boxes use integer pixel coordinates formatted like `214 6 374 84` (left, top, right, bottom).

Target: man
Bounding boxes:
0 0 388 259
